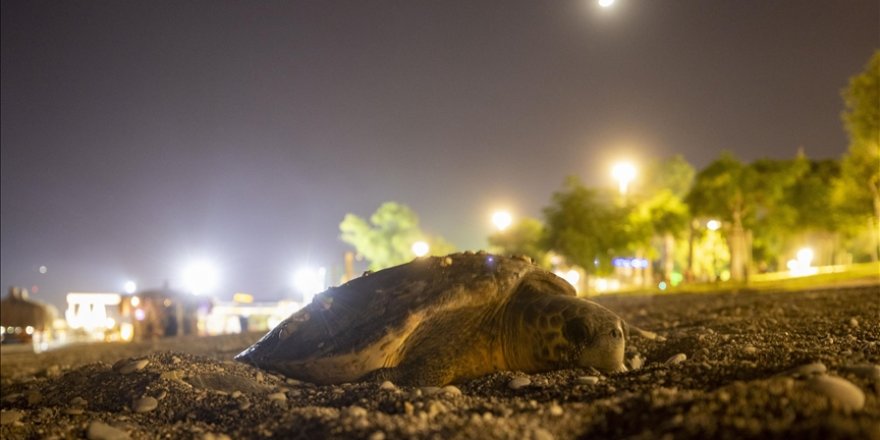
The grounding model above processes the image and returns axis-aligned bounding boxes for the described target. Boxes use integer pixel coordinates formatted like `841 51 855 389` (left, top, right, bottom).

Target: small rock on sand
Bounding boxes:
807 375 866 411
508 376 531 390
86 420 130 440
132 396 159 413
786 362 827 377
576 376 600 385
115 359 149 375
665 353 687 365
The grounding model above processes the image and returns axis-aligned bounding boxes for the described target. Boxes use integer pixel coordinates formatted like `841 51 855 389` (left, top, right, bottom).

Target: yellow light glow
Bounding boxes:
706 220 721 231
412 241 430 257
120 323 134 342
611 161 637 195
233 293 254 304
130 296 140 307
491 210 513 231
599 0 615 7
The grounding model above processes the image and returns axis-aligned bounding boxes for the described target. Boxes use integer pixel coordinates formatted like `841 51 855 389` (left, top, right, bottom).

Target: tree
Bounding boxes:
686 153 757 281
631 155 695 282
487 217 549 266
339 202 456 270
838 51 880 260
542 176 632 274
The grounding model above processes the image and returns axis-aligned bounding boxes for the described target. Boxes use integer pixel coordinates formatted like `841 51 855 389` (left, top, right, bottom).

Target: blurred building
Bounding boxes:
1 286 57 350
120 284 212 341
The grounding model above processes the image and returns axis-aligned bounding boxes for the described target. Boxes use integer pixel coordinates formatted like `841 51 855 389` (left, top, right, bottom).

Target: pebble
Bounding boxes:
549 403 564 416
441 385 462 397
345 405 368 418
420 387 442 396
849 318 859 327
743 345 757 354
630 354 644 370
807 375 866 411
665 353 687 365
132 396 159 413
202 434 232 440
533 427 554 440
116 359 150 375
379 381 397 391
71 396 88 406
64 407 85 415
840 364 880 381
368 431 386 440
0 410 24 425
576 376 600 385
86 420 130 440
238 400 252 410
786 362 826 377
230 391 243 399
508 376 531 390
268 392 287 402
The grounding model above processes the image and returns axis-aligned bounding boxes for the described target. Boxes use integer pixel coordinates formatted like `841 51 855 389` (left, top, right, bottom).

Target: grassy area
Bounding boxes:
613 262 880 296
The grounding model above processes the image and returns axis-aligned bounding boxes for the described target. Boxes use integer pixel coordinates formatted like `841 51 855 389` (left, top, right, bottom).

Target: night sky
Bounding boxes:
2 0 877 309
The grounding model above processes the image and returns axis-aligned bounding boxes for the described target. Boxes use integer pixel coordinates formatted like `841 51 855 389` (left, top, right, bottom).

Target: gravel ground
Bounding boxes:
1 285 878 439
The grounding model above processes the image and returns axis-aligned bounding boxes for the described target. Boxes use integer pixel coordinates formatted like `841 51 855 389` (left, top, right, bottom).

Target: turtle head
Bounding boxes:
503 273 628 374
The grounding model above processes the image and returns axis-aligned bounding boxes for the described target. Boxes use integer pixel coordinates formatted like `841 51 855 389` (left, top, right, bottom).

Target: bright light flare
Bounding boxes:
611 161 637 195
787 247 817 276
412 241 430 257
123 281 137 294
796 247 814 266
491 210 513 231
598 0 615 7
706 220 721 231
182 260 220 295
293 267 327 305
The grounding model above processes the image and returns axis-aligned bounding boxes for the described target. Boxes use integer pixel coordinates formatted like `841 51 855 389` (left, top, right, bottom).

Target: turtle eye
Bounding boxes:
562 318 593 345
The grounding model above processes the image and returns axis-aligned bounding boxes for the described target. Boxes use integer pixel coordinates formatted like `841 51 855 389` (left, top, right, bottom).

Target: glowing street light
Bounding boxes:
123 280 137 294
182 260 220 295
611 161 637 195
412 241 430 257
491 210 513 231
293 266 326 305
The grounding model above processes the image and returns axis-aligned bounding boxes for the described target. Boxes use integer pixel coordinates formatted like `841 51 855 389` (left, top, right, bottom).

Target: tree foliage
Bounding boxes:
339 202 455 270
839 51 880 225
542 176 631 274
487 217 549 266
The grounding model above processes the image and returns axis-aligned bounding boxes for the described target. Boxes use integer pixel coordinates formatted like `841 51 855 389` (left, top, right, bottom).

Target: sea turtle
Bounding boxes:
235 253 658 386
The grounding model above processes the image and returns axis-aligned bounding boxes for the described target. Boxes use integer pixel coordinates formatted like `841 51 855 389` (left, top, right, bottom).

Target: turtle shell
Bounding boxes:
236 253 573 383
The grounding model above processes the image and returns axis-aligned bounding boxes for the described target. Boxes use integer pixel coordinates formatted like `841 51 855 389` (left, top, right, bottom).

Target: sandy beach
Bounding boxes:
2 285 878 439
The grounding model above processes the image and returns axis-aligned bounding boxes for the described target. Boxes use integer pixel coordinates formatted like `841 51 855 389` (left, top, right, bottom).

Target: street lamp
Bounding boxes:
491 210 513 231
123 281 137 294
412 241 430 257
182 260 220 295
293 266 326 305
611 161 637 196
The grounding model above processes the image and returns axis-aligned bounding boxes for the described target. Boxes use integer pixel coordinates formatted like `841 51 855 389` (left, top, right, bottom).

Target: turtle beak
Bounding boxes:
235 327 282 367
